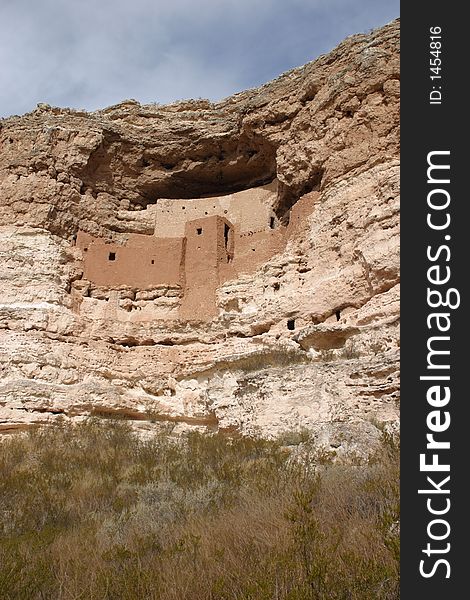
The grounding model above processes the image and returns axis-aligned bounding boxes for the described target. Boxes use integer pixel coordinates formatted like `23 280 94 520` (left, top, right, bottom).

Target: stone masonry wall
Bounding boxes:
154 180 278 237
75 182 304 319
76 231 184 289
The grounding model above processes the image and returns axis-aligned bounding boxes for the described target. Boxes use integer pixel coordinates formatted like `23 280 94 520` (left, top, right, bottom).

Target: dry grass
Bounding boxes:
0 419 399 599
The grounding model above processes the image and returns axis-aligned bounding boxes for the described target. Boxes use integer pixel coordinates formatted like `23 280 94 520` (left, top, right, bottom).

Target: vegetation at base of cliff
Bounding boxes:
0 420 399 600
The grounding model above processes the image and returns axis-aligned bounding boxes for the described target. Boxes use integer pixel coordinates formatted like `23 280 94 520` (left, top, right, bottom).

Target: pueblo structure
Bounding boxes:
75 180 316 319
0 20 400 457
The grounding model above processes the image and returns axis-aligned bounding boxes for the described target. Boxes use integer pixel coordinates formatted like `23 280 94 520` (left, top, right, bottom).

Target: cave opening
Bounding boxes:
131 135 278 208
79 129 321 228
275 166 324 224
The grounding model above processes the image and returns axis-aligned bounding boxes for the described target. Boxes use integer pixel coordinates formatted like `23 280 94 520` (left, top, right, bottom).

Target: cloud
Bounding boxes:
0 0 399 118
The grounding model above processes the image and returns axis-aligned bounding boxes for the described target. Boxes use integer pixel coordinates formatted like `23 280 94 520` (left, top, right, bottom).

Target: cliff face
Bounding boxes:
0 20 399 455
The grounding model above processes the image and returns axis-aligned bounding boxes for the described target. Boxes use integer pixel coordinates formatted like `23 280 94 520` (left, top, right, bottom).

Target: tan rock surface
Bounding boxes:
0 20 399 453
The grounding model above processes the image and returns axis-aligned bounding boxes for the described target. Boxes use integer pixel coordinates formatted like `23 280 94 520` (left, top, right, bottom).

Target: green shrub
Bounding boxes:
0 419 399 599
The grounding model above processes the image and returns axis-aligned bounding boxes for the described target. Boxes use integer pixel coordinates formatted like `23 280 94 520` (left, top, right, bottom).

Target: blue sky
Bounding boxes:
0 0 399 118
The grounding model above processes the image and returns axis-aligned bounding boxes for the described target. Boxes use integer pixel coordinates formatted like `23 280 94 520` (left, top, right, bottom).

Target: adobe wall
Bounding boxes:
217 191 319 282
76 231 184 289
154 180 278 238
221 227 285 280
179 215 234 319
286 191 320 238
75 189 318 320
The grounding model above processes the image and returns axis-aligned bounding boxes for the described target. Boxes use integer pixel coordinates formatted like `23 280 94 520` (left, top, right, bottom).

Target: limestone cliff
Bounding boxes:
0 20 399 455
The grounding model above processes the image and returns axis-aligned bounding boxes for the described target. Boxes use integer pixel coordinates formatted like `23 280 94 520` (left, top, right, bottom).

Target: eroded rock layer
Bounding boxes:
0 20 400 454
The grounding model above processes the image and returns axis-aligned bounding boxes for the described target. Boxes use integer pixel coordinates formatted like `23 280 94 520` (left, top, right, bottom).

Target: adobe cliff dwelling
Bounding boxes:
74 180 319 320
0 20 400 454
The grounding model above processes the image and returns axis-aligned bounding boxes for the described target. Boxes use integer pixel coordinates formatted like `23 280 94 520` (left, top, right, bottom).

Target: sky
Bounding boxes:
0 0 399 118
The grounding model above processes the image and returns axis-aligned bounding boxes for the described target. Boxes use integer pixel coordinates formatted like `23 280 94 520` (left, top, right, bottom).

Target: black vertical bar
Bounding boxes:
401 3 467 598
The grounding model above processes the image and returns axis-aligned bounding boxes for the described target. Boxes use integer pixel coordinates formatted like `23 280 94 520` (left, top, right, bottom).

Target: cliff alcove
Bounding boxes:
0 20 400 451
